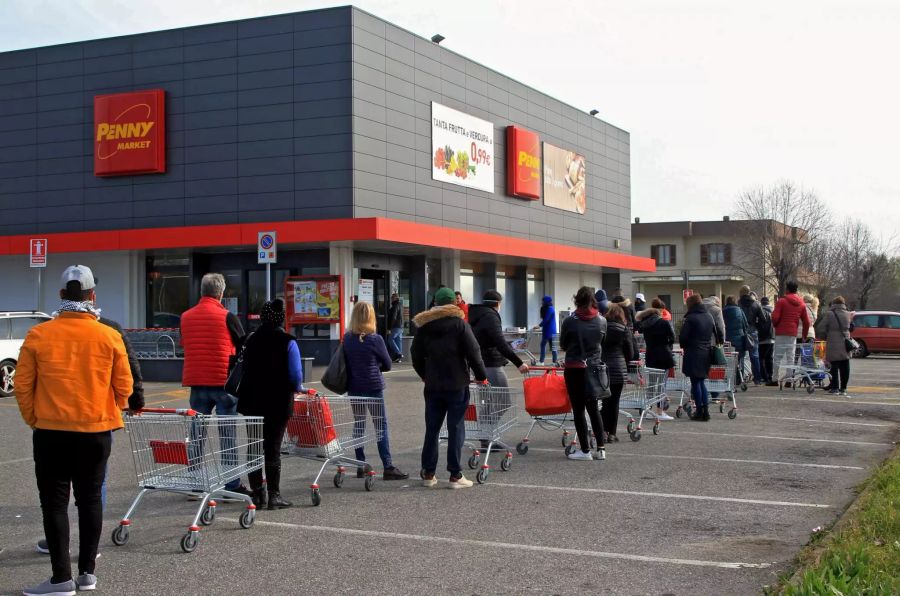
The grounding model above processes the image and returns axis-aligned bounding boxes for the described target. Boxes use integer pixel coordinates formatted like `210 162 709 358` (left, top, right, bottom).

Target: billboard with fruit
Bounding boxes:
431 102 494 193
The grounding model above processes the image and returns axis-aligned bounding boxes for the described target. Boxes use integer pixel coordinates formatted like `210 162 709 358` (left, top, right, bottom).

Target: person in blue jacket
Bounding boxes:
537 295 558 365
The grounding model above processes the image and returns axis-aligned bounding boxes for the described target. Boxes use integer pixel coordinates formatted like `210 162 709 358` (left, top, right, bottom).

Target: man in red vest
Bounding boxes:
180 273 250 497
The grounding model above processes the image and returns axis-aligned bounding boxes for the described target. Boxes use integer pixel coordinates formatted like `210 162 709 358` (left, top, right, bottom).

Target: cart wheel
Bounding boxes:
560 434 569 447
740 383 748 392
476 468 488 484
807 385 815 394
516 442 528 455
652 423 660 435
589 435 597 450
310 488 321 507
419 468 425 479
200 505 216 526
364 474 375 492
333 471 345 488
467 455 479 470
728 408 738 420
239 509 255 529
180 531 199 553
500 455 512 471
626 420 636 434
675 407 683 419
564 443 575 456
630 430 642 442
719 403 725 413
111 524 129 546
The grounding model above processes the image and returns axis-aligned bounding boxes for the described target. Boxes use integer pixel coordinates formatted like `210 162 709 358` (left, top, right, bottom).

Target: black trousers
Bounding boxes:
758 343 775 382
600 383 625 437
564 368 605 452
34 429 111 582
828 359 850 392
248 416 288 493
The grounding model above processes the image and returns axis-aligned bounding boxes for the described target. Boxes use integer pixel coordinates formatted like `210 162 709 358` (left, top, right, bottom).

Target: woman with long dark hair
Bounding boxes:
559 287 607 460
601 303 634 442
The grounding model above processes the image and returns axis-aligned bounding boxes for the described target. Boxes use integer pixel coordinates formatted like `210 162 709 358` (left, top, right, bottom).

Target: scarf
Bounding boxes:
54 299 101 319
574 306 598 321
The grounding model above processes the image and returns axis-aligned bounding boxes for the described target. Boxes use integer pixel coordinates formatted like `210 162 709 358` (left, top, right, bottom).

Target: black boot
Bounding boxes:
248 470 267 508
701 405 710 421
265 464 293 510
691 404 705 421
252 485 268 509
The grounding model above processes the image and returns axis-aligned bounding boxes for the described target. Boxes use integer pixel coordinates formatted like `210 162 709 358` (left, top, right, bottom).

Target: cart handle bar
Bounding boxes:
132 407 199 416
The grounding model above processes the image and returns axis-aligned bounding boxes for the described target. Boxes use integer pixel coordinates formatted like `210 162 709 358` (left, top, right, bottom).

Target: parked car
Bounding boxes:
850 311 900 357
0 311 52 397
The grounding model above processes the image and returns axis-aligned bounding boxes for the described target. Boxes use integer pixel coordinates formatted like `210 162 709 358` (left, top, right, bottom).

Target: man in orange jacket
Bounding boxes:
16 264 133 596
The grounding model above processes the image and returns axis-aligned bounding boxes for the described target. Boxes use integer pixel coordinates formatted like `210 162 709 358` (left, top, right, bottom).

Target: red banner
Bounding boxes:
94 89 166 176
285 275 344 325
506 126 541 200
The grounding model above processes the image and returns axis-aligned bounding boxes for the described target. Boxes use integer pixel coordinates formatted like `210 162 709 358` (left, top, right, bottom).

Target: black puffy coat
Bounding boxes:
560 311 607 364
738 295 765 335
679 304 722 379
411 305 487 391
237 325 296 420
468 304 523 368
602 321 634 385
637 310 675 370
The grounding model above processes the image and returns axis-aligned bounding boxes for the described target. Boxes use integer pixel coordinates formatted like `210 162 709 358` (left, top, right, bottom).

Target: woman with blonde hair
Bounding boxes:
343 301 408 480
798 294 819 340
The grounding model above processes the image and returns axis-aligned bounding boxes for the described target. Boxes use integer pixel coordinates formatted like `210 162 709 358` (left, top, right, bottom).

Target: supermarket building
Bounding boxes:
0 6 653 361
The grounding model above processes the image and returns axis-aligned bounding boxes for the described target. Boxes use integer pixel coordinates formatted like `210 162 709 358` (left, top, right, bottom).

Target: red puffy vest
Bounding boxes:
180 297 235 387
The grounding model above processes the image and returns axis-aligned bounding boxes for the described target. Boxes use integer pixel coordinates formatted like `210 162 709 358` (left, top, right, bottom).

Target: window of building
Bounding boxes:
701 243 731 265
650 244 676 266
146 254 190 329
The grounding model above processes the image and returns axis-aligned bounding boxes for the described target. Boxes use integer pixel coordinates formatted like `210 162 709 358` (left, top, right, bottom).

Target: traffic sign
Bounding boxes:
30 238 47 268
257 231 277 264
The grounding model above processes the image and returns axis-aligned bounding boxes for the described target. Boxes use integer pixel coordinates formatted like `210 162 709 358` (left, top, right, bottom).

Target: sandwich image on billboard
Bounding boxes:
431 102 494 193
542 142 586 214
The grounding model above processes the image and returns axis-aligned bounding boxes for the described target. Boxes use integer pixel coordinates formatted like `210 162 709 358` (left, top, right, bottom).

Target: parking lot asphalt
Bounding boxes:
0 356 898 595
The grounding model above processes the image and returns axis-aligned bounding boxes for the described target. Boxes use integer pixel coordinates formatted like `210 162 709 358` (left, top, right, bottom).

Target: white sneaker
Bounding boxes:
567 450 593 461
840 391 851 398
76 573 97 591
595 448 606 460
422 475 438 488
448 474 474 489
657 412 674 421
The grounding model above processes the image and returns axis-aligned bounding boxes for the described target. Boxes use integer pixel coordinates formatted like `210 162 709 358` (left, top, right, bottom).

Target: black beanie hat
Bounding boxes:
482 289 502 304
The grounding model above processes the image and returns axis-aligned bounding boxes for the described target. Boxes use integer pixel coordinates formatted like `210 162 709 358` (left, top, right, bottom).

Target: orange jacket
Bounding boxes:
15 312 133 432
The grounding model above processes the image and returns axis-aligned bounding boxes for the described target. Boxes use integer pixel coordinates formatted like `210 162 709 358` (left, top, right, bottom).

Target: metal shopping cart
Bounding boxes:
443 383 518 484
619 364 668 441
513 330 560 366
516 367 597 455
779 341 831 394
111 408 263 553
709 352 739 418
281 391 384 506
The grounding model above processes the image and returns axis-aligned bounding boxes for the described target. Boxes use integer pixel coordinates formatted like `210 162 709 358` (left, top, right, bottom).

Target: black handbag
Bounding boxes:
224 333 252 396
577 321 611 399
321 342 348 394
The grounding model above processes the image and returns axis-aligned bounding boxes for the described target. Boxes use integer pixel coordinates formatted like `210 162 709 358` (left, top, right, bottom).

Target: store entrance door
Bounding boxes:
359 269 390 336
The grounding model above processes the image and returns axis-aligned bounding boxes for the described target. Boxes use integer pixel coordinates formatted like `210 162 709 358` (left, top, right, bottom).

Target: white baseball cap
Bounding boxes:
60 265 97 290
636 292 645 301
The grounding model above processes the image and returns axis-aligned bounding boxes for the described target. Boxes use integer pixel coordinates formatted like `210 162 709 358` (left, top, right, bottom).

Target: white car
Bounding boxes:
0 312 52 398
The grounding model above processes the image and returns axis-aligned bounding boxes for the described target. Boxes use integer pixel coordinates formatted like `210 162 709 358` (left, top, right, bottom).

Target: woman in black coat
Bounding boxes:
236 300 303 509
678 294 723 421
601 303 634 442
636 306 676 421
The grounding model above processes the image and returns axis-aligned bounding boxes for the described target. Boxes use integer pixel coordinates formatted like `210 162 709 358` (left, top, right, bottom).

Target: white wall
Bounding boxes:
0 251 145 327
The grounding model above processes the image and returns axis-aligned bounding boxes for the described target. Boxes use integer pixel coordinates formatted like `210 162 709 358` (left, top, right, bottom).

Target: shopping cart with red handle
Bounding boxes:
111 408 263 553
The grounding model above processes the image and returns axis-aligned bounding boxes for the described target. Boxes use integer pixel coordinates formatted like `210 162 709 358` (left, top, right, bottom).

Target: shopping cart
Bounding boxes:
513 330 560 366
677 352 739 419
281 391 384 506
441 383 518 484
111 408 263 553
619 364 668 441
779 341 831 394
516 367 597 455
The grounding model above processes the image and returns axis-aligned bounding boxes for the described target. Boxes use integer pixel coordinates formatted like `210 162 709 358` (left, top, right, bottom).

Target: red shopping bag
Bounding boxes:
464 403 478 422
288 395 337 447
523 369 571 416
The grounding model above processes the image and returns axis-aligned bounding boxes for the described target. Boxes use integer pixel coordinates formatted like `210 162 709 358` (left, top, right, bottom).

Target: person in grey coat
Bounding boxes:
815 296 853 397
702 295 726 346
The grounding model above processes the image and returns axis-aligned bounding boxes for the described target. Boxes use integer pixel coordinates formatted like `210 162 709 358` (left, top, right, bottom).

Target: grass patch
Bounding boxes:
772 447 900 595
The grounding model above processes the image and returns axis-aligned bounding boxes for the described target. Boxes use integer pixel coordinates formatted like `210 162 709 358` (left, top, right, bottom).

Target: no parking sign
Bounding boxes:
258 231 277 264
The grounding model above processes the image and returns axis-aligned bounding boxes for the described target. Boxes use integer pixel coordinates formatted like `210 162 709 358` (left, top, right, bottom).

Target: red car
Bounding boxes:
850 311 900 357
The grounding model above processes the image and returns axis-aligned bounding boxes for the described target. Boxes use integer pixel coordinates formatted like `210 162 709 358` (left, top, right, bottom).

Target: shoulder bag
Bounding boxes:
577 320 611 399
321 342 348 394
224 332 252 396
833 311 859 353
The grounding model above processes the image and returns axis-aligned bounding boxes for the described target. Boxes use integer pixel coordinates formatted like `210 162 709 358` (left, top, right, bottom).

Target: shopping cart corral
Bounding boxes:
445 383 518 484
124 328 183 359
620 364 668 441
112 408 263 553
281 392 384 506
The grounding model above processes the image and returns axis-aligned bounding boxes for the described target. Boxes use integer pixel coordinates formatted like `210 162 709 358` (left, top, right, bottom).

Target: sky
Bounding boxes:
2 0 898 241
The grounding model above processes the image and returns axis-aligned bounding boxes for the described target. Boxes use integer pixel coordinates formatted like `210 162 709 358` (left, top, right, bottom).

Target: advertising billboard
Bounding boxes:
506 126 541 200
431 102 494 193
285 275 343 325
542 142 586 214
94 89 166 176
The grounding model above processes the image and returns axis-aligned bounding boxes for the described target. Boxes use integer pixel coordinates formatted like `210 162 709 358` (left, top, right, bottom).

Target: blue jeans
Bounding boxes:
690 376 710 407
389 327 403 357
352 390 393 469
539 336 558 363
189 386 241 490
421 387 469 476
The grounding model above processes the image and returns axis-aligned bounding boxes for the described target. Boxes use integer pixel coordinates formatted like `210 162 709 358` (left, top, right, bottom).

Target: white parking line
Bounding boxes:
741 395 900 406
487 482 831 508
226 518 772 569
526 448 864 470
737 414 893 427
665 430 893 446
0 457 31 467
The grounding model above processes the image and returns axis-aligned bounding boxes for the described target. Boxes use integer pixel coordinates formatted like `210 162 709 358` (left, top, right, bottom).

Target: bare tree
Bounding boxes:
835 220 896 309
733 181 831 296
